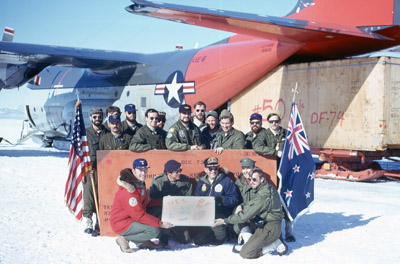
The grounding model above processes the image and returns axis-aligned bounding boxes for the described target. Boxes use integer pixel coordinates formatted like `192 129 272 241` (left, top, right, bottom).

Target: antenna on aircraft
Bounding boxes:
176 45 183 50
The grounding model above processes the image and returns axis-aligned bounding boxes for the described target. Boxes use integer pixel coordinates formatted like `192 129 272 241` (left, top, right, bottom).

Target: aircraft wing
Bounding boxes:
127 1 400 60
0 41 160 89
127 0 381 41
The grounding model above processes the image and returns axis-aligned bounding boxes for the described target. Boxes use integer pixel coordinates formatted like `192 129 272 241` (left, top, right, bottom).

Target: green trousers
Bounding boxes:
121 221 160 246
83 171 98 219
240 221 281 259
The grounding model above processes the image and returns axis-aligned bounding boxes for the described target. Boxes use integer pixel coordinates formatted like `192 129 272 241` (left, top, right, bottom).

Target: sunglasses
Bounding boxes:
268 120 280 124
127 111 136 115
196 109 205 112
250 121 261 125
149 117 159 120
172 169 182 174
92 115 102 120
208 167 219 171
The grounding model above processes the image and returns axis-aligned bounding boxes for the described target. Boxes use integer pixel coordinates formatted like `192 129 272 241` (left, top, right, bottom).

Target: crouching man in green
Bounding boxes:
213 168 288 259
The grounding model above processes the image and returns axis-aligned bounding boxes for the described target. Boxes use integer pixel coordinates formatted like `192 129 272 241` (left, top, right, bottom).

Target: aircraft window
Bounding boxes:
114 91 118 97
127 91 130 97
141 97 147 107
33 107 36 112
41 107 43 112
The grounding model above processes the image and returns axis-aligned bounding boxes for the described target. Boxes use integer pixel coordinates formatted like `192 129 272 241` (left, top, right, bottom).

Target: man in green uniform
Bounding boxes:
214 109 245 154
147 160 193 245
214 168 288 259
99 114 132 150
83 107 109 236
233 158 257 235
121 103 142 136
245 113 267 149
253 110 286 158
252 110 295 242
129 108 167 151
166 104 205 150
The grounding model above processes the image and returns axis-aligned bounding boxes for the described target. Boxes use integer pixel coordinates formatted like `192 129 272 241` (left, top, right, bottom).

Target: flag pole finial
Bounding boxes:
292 83 299 103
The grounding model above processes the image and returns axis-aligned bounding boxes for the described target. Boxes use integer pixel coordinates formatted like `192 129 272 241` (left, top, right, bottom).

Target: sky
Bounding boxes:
1 118 400 263
0 0 297 53
0 0 297 109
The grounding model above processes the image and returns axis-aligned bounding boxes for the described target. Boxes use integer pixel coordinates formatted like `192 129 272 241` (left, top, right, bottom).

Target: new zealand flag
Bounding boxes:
278 102 315 221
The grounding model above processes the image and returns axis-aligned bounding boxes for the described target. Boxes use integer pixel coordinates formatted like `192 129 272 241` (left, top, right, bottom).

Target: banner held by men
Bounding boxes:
278 102 315 222
65 100 92 220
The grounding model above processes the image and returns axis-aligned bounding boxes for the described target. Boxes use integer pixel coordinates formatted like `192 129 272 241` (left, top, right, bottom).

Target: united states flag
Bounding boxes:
64 100 91 220
278 102 315 221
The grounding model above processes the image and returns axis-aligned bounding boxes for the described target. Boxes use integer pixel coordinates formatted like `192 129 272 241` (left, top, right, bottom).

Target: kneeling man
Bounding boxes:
214 168 287 259
110 158 173 253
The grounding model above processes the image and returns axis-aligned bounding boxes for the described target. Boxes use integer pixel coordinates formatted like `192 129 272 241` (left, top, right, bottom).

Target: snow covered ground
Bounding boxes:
1 118 400 264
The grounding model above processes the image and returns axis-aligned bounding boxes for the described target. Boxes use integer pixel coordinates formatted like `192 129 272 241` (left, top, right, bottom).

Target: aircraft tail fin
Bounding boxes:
2 27 14 42
286 0 400 26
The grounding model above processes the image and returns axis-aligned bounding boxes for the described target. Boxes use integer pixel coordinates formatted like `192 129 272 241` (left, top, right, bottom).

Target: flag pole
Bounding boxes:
90 172 100 231
292 82 298 103
75 90 100 230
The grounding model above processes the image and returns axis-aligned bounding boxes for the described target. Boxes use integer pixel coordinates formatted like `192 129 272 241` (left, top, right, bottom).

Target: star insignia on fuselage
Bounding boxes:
154 71 195 108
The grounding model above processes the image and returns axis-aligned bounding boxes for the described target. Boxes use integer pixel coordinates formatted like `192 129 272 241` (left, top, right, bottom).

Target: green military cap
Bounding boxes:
240 158 255 167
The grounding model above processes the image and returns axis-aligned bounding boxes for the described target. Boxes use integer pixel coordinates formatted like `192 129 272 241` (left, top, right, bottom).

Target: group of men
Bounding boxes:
111 157 286 259
82 100 293 259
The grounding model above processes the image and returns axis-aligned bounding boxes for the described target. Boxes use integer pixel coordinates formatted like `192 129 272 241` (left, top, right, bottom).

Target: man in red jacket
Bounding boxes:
110 159 173 253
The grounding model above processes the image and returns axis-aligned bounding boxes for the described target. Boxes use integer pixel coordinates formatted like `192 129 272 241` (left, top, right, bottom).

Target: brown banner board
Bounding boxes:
97 149 277 236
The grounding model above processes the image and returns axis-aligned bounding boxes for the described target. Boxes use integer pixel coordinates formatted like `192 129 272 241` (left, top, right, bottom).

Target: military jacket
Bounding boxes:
121 119 142 137
129 125 167 151
253 127 287 156
165 121 205 150
85 125 109 168
245 127 267 149
215 128 246 149
99 132 132 150
149 174 193 199
225 182 283 225
202 126 221 149
235 175 257 206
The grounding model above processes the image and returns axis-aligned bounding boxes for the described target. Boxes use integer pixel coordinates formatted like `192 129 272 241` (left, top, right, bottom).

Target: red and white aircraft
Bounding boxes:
1 0 400 147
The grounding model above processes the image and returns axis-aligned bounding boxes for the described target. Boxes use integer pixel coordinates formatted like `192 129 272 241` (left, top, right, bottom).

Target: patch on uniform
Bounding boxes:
201 183 207 192
178 130 185 138
129 197 138 207
167 133 173 139
168 127 175 133
215 183 223 192
141 189 145 196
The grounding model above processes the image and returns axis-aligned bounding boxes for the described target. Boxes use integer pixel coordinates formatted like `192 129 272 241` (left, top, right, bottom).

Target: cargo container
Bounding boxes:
230 56 400 180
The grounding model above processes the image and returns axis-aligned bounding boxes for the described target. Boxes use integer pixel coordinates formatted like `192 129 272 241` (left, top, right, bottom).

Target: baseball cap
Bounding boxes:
108 114 121 123
90 107 103 115
249 113 262 120
179 104 191 113
124 104 137 112
164 160 181 173
204 157 219 168
132 158 150 169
